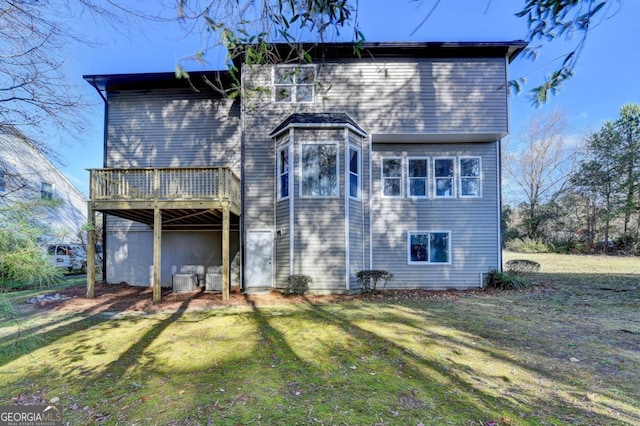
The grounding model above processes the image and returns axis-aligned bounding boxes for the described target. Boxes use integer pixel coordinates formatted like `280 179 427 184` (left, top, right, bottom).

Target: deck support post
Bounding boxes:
222 202 230 301
153 206 162 302
86 203 96 298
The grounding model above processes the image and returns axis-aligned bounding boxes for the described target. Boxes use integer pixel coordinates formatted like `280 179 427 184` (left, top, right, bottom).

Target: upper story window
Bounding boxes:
433 158 455 198
301 143 338 197
349 146 361 200
382 158 403 197
277 145 290 200
459 157 481 197
408 158 428 197
0 170 5 192
40 181 53 199
273 65 315 103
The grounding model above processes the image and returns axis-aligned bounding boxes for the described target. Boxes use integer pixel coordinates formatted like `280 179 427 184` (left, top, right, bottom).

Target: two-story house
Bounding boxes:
84 41 526 301
0 131 88 243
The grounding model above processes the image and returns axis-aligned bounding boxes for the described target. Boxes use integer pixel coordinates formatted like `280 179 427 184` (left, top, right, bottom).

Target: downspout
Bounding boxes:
498 52 509 274
87 78 108 281
240 64 246 292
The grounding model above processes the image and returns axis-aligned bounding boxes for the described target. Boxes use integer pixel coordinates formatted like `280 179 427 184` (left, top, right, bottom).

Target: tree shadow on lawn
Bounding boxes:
1 277 638 425
0 288 152 367
302 294 639 425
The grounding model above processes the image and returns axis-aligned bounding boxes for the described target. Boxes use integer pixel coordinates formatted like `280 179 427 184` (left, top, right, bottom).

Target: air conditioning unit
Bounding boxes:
205 273 222 292
173 273 198 292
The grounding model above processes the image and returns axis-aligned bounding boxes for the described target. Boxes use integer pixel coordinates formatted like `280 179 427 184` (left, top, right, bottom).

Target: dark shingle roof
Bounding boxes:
270 112 366 137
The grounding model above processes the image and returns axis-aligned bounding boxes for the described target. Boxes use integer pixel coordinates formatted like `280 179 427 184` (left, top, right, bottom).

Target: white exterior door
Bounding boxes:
245 229 273 289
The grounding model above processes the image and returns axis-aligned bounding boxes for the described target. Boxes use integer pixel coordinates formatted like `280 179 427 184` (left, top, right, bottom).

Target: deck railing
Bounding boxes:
89 167 241 207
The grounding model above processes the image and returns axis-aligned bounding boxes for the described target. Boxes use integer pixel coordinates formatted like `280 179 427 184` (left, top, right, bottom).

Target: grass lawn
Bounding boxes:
0 253 639 425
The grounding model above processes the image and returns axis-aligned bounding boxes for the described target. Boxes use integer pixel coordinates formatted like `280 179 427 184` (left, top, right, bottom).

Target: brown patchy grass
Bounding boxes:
0 252 638 425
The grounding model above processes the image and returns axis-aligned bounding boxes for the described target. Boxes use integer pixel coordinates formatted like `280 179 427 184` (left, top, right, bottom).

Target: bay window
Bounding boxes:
301 143 338 197
349 146 361 199
277 145 290 199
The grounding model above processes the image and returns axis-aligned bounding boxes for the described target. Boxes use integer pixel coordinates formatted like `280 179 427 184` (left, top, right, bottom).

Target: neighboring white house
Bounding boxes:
0 132 88 243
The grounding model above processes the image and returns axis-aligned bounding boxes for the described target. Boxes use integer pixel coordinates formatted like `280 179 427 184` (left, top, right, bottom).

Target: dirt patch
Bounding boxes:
25 281 550 314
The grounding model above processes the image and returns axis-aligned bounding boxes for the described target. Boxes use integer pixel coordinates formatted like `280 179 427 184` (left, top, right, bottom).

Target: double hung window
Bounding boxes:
382 158 403 197
408 158 428 197
41 181 53 199
277 145 290 199
273 65 315 103
349 146 361 199
408 231 451 264
459 157 481 197
433 158 455 198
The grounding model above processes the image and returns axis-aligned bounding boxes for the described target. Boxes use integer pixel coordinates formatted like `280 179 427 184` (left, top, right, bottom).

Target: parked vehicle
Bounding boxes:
46 244 87 272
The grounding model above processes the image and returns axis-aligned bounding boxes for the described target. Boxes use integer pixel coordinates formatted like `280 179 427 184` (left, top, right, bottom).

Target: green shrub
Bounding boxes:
356 270 393 293
549 240 588 254
505 259 541 275
505 237 551 253
486 269 529 290
0 202 62 290
285 274 312 295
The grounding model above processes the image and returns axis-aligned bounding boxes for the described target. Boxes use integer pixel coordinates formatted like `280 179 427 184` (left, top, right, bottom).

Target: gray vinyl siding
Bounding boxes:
275 199 290 289
371 142 499 289
290 128 346 292
242 55 508 292
318 58 508 134
242 58 508 137
348 198 364 289
274 135 291 289
348 131 366 289
104 89 242 281
106 230 240 287
106 89 241 175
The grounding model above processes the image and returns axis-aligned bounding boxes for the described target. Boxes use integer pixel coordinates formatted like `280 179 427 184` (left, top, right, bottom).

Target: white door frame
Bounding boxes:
245 228 274 289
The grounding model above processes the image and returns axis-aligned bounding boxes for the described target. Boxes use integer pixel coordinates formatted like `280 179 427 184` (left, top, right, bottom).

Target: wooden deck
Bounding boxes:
89 167 241 216
86 167 241 302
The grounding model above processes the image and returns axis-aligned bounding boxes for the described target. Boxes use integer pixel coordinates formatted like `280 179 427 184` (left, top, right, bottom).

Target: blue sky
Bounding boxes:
57 0 640 195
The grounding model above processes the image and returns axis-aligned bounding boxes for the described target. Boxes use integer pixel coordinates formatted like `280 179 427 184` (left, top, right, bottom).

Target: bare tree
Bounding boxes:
0 1 163 146
504 110 579 239
174 0 619 104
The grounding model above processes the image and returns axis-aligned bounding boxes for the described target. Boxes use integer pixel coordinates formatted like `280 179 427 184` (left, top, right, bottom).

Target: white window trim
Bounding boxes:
299 142 340 198
407 157 430 199
348 144 361 201
433 157 456 199
458 156 482 198
272 64 315 104
407 230 452 265
41 181 54 199
381 157 404 198
277 144 291 201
